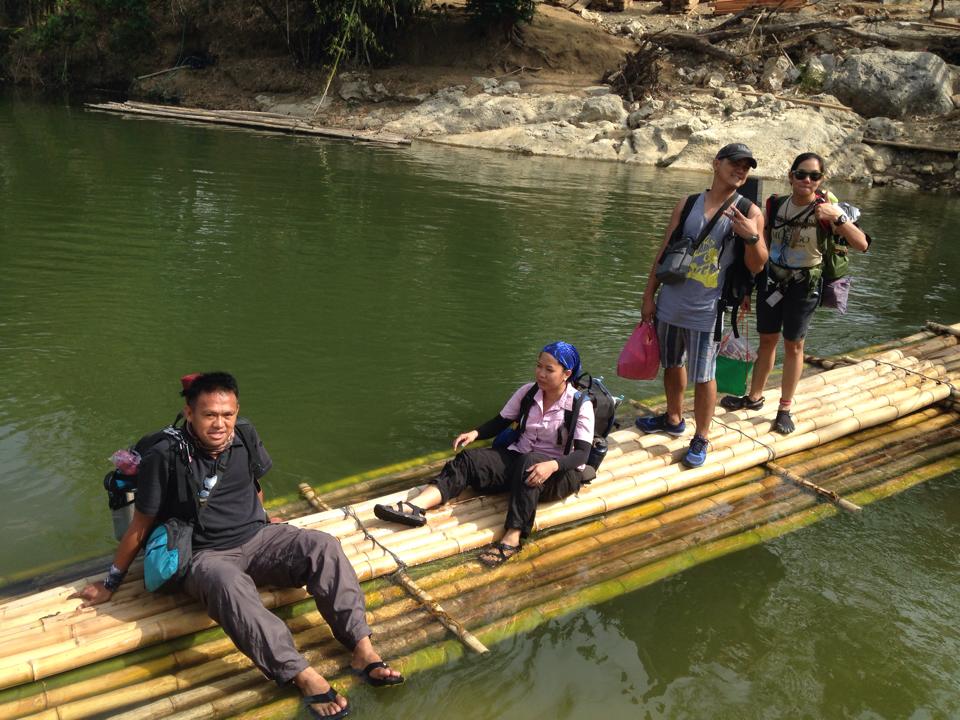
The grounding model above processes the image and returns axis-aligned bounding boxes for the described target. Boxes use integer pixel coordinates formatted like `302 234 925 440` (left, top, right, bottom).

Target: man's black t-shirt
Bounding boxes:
135 420 273 551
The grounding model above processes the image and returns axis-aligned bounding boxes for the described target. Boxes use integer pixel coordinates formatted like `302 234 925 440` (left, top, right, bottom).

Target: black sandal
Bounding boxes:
720 394 765 411
352 660 404 687
373 501 427 527
478 541 522 568
302 688 349 720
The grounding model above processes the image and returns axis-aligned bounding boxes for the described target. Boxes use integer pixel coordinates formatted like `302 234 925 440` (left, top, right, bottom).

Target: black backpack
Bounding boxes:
103 414 191 518
104 416 263 535
573 373 621 470
715 196 759 342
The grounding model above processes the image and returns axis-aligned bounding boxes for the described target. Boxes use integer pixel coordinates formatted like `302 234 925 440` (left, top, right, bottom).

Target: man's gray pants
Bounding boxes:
182 523 372 685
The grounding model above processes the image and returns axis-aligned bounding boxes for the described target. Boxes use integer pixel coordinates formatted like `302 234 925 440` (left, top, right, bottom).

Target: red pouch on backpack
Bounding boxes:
617 321 660 380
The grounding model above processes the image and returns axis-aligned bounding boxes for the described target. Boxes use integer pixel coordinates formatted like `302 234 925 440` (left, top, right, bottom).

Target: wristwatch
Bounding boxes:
833 213 848 227
745 233 760 246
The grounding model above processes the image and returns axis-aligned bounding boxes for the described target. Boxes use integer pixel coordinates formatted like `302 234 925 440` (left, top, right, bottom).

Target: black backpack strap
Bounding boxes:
713 194 755 342
661 193 702 262
562 390 587 456
515 384 540 436
234 420 265 479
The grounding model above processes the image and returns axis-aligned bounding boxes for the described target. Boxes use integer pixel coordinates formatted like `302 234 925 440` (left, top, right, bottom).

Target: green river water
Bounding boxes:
1 96 959 718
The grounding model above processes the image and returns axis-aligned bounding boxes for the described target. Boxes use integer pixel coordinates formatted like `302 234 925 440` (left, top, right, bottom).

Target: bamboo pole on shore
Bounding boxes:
84 102 411 147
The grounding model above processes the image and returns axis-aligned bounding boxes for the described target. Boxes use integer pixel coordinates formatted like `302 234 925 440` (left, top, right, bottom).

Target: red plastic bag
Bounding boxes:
617 321 660 380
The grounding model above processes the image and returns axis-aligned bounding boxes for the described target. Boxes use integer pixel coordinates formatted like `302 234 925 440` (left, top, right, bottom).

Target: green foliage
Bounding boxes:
31 0 151 53
797 62 826 93
14 0 154 84
251 0 423 66
465 0 536 28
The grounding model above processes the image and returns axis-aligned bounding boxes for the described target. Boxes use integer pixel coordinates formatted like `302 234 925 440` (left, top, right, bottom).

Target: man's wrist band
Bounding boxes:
103 564 126 592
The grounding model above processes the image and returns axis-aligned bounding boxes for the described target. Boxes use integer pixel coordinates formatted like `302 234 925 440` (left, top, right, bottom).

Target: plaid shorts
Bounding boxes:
656 319 720 384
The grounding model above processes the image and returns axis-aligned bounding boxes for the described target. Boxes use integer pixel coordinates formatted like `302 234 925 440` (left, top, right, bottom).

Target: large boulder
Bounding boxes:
622 116 711 165
825 49 956 118
760 56 799 93
576 95 628 124
667 105 862 179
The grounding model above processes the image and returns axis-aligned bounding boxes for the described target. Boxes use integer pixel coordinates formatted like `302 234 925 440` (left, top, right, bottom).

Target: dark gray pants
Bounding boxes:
182 523 372 685
432 446 582 538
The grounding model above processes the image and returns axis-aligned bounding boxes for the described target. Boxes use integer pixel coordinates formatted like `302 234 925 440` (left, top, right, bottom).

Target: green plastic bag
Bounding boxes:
715 319 756 396
715 355 754 396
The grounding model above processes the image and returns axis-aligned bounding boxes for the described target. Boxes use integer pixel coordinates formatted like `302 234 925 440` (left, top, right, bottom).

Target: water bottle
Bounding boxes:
105 472 135 541
588 438 608 470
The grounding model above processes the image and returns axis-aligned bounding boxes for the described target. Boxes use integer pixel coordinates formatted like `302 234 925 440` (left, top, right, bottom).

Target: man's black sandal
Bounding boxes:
373 501 426 527
720 395 764 411
353 661 404 687
478 541 522 568
302 688 349 720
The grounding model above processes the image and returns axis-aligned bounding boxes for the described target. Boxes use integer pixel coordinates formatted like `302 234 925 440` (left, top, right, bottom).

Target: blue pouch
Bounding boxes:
143 518 193 592
492 427 520 450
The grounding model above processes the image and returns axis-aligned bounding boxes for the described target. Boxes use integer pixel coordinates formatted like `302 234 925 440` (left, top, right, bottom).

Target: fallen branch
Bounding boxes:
649 31 744 63
135 65 189 81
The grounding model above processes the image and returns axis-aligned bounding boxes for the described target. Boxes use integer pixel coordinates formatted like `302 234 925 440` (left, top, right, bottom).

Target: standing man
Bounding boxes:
635 144 768 468
74 372 401 720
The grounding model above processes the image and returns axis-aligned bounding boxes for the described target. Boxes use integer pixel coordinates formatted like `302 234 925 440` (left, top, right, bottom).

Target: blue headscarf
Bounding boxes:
541 341 581 382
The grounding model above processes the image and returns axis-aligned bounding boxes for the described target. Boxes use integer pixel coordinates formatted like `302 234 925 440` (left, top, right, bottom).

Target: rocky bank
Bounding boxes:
140 2 960 192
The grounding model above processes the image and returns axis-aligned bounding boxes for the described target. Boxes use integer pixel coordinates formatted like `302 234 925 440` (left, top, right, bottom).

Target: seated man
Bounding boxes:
74 372 401 719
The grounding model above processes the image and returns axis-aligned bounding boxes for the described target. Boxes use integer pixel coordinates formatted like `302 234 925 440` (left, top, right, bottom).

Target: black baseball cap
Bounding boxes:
716 143 757 168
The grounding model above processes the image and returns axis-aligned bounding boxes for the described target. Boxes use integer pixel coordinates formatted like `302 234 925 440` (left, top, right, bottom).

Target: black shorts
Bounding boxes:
756 275 820 342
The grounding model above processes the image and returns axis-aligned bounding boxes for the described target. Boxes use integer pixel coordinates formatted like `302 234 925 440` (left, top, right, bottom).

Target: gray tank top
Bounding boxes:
656 192 739 333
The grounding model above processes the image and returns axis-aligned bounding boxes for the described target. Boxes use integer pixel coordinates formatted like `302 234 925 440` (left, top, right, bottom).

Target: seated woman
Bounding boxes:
374 341 595 567
721 152 870 433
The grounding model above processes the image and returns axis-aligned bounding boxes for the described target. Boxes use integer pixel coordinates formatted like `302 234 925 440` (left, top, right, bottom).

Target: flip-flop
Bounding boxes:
373 501 426 527
352 660 405 687
302 688 349 720
478 541 522 568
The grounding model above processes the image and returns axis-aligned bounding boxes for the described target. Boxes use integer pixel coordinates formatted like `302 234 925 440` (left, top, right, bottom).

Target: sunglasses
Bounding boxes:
792 170 823 181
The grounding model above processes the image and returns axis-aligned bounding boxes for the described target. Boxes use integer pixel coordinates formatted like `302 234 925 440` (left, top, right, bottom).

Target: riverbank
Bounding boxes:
117 1 960 192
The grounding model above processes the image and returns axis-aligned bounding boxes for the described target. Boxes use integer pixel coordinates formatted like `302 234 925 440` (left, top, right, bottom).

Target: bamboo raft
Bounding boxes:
1 322 959 719
84 102 411 147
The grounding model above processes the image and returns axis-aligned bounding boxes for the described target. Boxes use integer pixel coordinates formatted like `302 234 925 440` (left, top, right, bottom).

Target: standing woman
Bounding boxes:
721 152 869 433
374 342 595 567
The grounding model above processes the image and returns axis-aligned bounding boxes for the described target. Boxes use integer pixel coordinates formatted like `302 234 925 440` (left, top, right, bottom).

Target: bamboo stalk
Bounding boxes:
297 483 330 512
926 321 960 338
